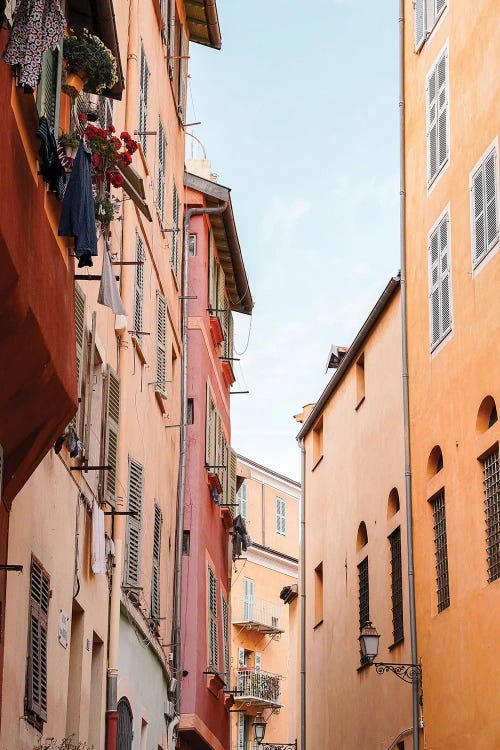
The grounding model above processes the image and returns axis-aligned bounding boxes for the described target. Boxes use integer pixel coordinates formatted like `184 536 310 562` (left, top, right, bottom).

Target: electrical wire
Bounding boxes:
233 313 253 356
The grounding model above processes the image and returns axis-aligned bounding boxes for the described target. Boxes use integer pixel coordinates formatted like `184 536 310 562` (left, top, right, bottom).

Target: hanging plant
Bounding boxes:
62 29 118 96
94 192 120 232
80 117 138 186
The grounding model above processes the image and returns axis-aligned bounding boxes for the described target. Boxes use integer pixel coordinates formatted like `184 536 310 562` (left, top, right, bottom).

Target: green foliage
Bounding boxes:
58 132 81 149
33 737 94 750
63 29 118 94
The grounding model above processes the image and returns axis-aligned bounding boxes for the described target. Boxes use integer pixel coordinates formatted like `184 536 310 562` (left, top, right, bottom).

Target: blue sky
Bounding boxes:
188 1 400 480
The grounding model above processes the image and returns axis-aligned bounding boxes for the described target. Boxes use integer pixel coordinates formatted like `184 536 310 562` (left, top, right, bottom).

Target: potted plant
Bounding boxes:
62 29 118 97
94 192 120 233
81 119 138 187
58 131 81 160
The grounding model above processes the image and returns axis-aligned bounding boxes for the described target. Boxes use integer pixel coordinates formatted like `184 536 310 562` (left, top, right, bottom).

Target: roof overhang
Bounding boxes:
185 0 221 50
185 171 253 315
297 275 401 442
68 0 125 99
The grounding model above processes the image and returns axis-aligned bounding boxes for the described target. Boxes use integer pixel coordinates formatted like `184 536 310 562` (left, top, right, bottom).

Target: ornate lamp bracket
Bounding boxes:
373 662 422 685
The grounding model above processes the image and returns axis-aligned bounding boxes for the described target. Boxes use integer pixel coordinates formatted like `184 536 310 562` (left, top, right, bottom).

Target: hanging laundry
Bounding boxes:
232 514 252 558
53 425 84 458
98 245 127 316
2 0 65 91
58 139 98 268
91 500 106 574
36 115 65 199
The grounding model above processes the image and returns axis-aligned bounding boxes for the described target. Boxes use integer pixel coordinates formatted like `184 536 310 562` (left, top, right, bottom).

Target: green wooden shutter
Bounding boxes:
72 284 86 432
37 46 61 132
208 565 218 670
226 446 237 510
205 384 216 467
27 558 49 723
151 503 162 619
125 458 144 586
104 367 120 508
221 593 229 682
156 292 167 396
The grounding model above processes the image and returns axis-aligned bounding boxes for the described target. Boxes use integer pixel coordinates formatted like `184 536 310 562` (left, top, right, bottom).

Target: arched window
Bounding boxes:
476 396 498 433
117 698 133 750
387 488 400 518
356 521 368 551
427 446 443 477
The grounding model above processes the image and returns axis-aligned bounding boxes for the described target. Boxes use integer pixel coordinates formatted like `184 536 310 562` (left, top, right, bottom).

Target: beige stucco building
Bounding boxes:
230 455 300 750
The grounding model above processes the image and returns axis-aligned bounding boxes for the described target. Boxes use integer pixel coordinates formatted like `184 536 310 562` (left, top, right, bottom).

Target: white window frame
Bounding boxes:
428 205 453 352
276 497 286 536
470 139 499 274
415 0 448 52
426 43 449 191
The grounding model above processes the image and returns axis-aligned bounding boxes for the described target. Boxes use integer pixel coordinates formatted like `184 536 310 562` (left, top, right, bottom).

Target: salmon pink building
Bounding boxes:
178 165 253 750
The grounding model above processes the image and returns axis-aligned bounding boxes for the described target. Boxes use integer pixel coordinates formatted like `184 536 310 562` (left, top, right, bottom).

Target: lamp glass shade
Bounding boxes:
253 713 266 743
359 622 380 662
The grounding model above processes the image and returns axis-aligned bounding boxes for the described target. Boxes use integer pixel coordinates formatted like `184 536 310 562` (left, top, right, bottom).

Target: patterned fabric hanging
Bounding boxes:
2 0 66 90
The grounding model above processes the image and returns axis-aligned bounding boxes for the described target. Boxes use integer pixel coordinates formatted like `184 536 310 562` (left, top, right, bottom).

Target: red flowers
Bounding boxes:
108 172 124 188
83 123 138 188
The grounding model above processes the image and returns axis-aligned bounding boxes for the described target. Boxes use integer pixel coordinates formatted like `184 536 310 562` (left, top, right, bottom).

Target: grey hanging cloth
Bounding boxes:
58 139 98 268
98 247 127 315
2 0 66 91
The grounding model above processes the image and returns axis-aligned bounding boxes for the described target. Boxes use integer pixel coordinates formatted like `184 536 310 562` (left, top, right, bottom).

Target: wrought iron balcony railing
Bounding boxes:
233 667 282 708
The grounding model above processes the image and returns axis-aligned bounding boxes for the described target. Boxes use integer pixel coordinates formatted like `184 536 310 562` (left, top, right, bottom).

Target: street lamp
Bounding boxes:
358 622 422 685
253 712 267 745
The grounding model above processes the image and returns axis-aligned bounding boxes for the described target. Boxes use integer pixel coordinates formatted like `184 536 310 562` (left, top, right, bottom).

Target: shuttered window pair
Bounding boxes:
125 459 144 586
157 119 166 220
426 48 449 186
276 497 286 535
208 565 218 670
26 558 50 725
428 212 452 349
171 182 180 272
471 146 498 267
138 43 149 156
414 0 447 51
134 234 145 342
151 503 162 620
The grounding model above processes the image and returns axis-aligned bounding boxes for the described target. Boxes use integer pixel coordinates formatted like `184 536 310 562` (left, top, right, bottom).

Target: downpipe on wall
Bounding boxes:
298 438 305 750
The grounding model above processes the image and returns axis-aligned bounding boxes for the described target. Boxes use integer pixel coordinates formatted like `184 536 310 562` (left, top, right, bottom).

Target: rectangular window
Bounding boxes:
189 234 197 256
236 481 247 519
276 497 286 535
221 593 229 683
431 491 450 612
428 211 452 349
471 145 498 267
358 557 370 665
356 353 365 405
426 47 448 186
26 557 50 725
151 503 162 620
314 562 323 625
208 565 218 670
134 234 145 342
389 527 404 644
125 458 144 586
138 44 149 155
157 119 166 220
171 182 179 272
483 448 500 583
156 292 167 396
243 577 254 621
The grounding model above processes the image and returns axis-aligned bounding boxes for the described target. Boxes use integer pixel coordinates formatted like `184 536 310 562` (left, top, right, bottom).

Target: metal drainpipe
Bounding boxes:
298 438 306 750
399 2 420 748
105 1 138 747
173 201 228 714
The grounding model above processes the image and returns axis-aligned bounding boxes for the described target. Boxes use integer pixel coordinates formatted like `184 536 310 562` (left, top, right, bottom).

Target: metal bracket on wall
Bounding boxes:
0 565 23 572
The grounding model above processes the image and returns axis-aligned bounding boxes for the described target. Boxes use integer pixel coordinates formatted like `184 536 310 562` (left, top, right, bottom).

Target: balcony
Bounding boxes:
233 668 282 709
233 597 284 635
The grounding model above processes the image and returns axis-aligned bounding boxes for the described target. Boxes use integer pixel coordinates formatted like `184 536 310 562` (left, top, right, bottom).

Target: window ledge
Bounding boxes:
313 619 324 631
312 454 324 471
472 239 499 277
155 389 166 413
132 335 147 365
388 638 404 651
355 396 365 411
430 327 453 359
427 157 449 195
170 264 179 290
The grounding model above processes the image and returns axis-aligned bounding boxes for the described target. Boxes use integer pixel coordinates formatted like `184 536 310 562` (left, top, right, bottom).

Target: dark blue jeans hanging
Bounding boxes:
58 139 97 268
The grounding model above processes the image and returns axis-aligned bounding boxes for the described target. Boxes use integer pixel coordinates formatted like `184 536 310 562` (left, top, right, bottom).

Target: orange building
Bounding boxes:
403 0 500 747
296 279 415 750
231 455 300 750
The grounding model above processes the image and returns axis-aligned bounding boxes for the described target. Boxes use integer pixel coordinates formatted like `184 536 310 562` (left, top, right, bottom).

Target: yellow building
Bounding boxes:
403 0 500 747
230 455 300 750
296 279 415 750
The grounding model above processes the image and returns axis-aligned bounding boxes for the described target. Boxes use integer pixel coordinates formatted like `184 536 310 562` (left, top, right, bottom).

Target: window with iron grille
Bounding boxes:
431 491 450 612
26 557 50 725
483 448 500 583
426 47 448 186
471 146 498 267
125 459 144 586
428 211 452 349
208 565 218 670
157 119 166 220
138 43 149 155
134 234 145 342
151 503 162 620
389 527 404 644
358 557 369 666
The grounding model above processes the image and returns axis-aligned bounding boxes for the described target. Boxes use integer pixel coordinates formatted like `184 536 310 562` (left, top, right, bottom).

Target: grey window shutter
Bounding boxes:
484 150 498 250
37 45 61 131
171 182 179 271
427 67 438 183
208 234 217 312
72 284 86 432
237 711 245 750
243 578 254 620
156 292 167 396
157 119 166 220
139 44 149 156
436 53 448 170
415 0 426 51
208 566 218 669
205 384 216 467
134 235 145 342
221 593 229 683
226 446 237 510
178 26 189 120
151 503 162 619
125 458 144 586
27 558 49 722
104 367 120 508
472 165 486 261
429 214 452 348
435 0 446 15
255 652 262 672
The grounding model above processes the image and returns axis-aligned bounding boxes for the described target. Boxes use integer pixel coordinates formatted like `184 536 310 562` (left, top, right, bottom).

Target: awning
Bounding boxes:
119 164 153 222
